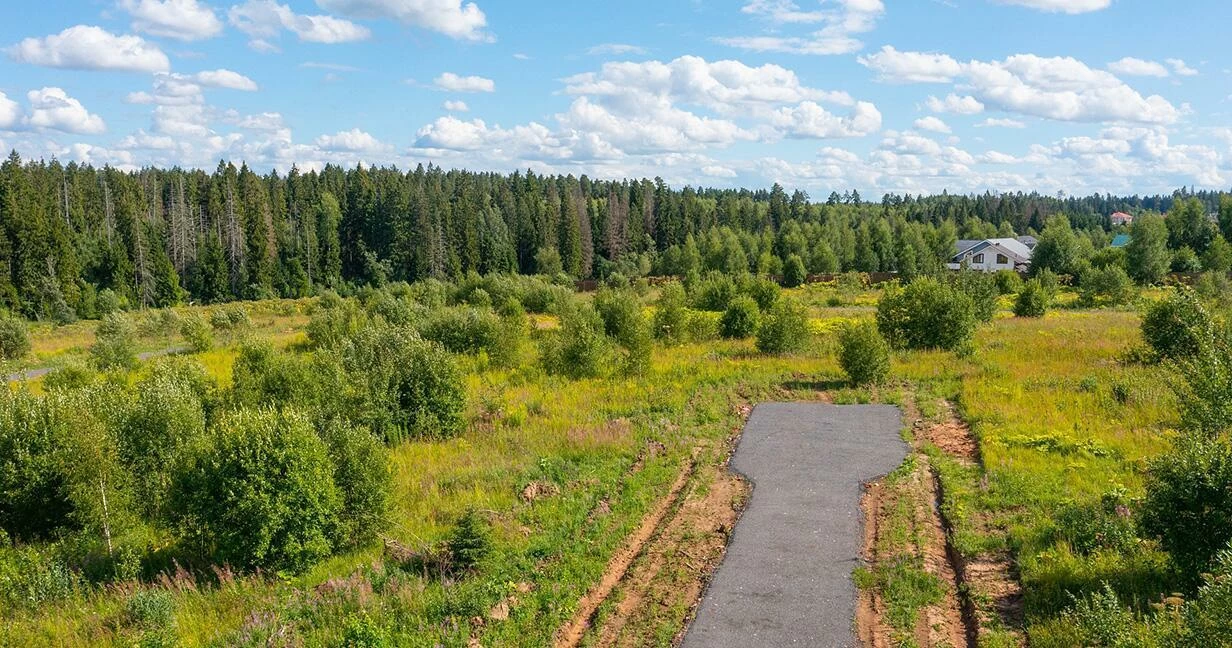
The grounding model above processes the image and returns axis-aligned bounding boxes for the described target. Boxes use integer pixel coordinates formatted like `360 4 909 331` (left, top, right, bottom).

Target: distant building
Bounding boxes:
1111 234 1131 248
1110 211 1134 226
1015 235 1038 250
949 238 1033 272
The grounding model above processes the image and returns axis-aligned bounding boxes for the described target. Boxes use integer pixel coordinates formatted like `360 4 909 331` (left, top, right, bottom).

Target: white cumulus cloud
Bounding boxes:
914 116 951 133
1107 57 1169 77
925 94 984 114
7 25 170 73
717 0 885 55
25 87 106 135
121 0 224 41
316 0 489 41
314 128 392 153
194 69 259 91
229 0 370 45
443 100 469 112
434 72 495 92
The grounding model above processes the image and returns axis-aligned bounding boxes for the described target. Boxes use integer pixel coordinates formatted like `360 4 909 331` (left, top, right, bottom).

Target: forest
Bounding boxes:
2 149 1231 322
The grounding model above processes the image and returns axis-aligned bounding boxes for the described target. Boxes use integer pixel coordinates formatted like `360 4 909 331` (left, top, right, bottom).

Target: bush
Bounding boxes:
689 273 737 311
1079 265 1137 307
306 299 367 349
420 308 516 366
1052 488 1137 555
0 314 30 362
447 507 490 572
593 289 652 375
320 421 391 548
125 589 174 629
876 278 978 352
179 314 213 353
1140 434 1232 588
782 254 808 288
994 270 1024 296
756 297 810 355
90 314 137 371
541 302 613 379
0 391 74 540
951 271 999 322
1014 278 1053 318
719 296 760 339
120 368 208 518
1141 288 1215 361
43 362 98 392
171 409 341 573
738 274 780 310
341 326 466 441
96 289 123 316
652 282 690 345
838 321 891 386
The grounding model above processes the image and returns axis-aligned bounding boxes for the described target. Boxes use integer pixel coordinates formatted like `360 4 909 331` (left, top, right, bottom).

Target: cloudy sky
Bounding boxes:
2 0 1230 196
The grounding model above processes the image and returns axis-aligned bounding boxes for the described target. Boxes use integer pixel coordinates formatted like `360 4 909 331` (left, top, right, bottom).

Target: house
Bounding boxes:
1016 235 1038 250
1110 212 1134 226
949 238 1033 272
1111 234 1131 248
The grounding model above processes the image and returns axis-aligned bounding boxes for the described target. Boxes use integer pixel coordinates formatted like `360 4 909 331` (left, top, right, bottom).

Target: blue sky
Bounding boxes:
2 0 1231 196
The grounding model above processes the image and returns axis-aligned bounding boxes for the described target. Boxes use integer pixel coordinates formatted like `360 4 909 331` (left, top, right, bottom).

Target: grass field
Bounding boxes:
0 282 1197 646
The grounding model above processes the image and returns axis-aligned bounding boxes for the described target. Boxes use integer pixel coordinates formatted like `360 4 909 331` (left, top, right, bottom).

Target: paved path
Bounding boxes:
4 346 187 383
683 403 906 648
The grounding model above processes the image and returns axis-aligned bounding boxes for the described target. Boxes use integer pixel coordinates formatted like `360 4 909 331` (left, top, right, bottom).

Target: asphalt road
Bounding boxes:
682 403 906 648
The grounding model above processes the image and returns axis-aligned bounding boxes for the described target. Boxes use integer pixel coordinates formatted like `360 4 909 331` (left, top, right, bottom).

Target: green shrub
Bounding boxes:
120 369 208 519
96 289 123 316
541 302 613 379
171 408 341 573
0 545 82 609
593 289 652 375
782 254 808 288
1140 434 1232 588
90 313 137 371
420 308 508 363
737 274 780 310
341 326 466 441
838 321 891 386
1180 545 1232 643
756 297 810 355
447 507 490 573
652 282 690 345
690 273 737 311
1014 278 1053 318
994 270 1024 295
876 278 977 351
43 362 98 392
951 271 999 322
0 391 74 540
179 314 213 353
0 314 30 361
125 589 174 629
1057 584 1143 648
719 296 760 339
1079 265 1137 307
1141 288 1215 361
1052 489 1137 555
520 279 572 314
320 421 391 548
306 299 367 349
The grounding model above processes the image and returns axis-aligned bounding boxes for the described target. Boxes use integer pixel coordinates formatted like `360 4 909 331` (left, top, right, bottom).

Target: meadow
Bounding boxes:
0 272 1221 647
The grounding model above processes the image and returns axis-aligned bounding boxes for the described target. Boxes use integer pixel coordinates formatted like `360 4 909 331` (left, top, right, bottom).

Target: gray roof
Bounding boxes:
951 237 1033 264
955 239 982 255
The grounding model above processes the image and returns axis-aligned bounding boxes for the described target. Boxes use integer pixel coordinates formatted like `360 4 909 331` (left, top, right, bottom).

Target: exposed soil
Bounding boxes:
552 459 697 648
856 459 969 648
924 404 1025 647
591 463 747 648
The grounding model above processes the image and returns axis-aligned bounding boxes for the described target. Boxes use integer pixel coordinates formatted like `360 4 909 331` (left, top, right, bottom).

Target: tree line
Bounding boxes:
2 150 1230 321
